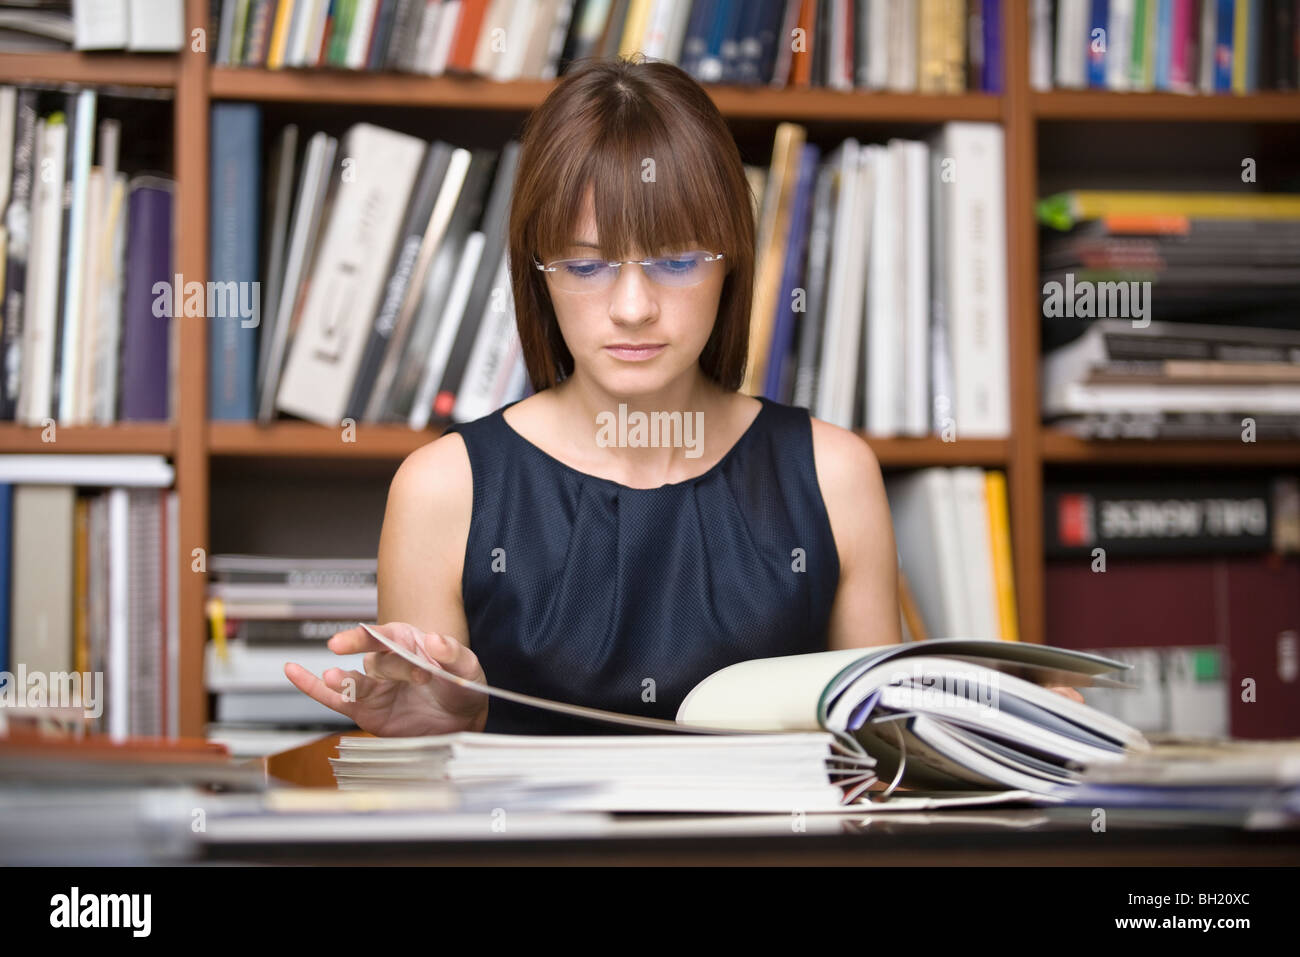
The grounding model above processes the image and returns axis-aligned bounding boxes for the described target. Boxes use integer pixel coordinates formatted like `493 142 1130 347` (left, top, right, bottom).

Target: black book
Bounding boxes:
0 89 39 421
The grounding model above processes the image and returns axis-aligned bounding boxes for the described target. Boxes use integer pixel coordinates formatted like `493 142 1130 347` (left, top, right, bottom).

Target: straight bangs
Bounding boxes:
510 56 755 391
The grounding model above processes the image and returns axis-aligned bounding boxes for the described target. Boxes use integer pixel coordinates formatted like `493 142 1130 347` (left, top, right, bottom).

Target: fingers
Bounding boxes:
284 661 356 718
362 649 429 684
1048 685 1085 703
416 631 483 681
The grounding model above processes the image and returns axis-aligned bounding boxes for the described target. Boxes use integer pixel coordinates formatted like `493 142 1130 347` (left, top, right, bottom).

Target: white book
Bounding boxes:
364 147 471 421
866 141 902 436
452 254 515 422
412 0 446 74
126 0 184 50
940 123 1008 438
428 0 461 74
866 0 889 89
19 118 65 427
258 132 336 421
107 487 130 741
304 0 332 66
1054 0 1089 88
493 0 535 81
1198 0 1218 93
1030 0 1054 90
73 0 129 49
0 87 14 210
166 490 179 737
841 145 876 429
277 125 426 426
816 141 857 426
205 641 367 692
73 166 105 424
93 173 127 424
951 466 999 640
886 468 968 640
346 0 379 68
58 88 96 424
828 0 850 90
902 139 929 436
640 0 677 60
1105 0 1135 91
408 230 485 429
0 454 174 486
886 0 917 92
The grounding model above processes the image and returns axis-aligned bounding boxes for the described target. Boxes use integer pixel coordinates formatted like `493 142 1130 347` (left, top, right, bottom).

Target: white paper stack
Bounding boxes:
329 732 875 813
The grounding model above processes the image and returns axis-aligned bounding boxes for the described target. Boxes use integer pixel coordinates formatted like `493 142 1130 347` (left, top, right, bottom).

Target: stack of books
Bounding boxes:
1039 190 1300 439
215 110 1010 439
211 0 1005 92
349 626 1150 809
1033 0 1300 93
205 554 373 726
0 454 178 740
0 86 174 426
886 468 1019 642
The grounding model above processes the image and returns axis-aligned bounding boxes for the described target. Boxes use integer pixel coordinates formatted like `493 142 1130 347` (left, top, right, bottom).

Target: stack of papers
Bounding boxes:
330 732 877 813
1059 738 1300 816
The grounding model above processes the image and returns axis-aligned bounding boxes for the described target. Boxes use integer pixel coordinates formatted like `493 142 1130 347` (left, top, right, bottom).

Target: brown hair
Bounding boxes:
508 54 755 392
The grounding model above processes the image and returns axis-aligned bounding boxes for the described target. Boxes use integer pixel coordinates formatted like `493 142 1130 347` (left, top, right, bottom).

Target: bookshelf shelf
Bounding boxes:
0 424 176 454
0 52 178 88
1040 430 1300 466
1032 90 1300 122
862 437 1010 467
208 422 438 459
209 67 1004 121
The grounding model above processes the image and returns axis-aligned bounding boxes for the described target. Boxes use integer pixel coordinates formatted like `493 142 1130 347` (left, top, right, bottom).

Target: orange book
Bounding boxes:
792 0 816 88
447 0 490 74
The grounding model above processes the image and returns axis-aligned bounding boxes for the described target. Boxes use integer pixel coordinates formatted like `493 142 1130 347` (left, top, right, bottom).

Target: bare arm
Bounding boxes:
809 417 903 650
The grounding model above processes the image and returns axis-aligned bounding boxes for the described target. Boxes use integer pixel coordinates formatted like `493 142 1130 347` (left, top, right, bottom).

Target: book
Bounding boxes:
358 623 1149 800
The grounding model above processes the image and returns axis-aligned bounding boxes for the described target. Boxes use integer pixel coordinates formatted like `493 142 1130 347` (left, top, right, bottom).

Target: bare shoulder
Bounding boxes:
388 429 474 526
808 415 884 498
807 414 888 568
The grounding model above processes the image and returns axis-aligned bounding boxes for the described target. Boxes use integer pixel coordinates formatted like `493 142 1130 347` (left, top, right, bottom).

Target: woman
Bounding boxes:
285 56 1076 736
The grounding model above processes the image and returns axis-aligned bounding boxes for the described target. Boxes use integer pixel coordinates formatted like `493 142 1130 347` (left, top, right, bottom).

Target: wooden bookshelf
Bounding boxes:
13 0 1300 736
0 52 178 88
0 424 175 454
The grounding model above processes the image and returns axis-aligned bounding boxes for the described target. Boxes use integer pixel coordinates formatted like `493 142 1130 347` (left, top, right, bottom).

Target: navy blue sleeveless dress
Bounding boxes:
439 395 841 734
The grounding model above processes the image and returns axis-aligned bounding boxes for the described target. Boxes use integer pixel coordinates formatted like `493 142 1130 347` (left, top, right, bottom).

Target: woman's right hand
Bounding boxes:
284 621 489 737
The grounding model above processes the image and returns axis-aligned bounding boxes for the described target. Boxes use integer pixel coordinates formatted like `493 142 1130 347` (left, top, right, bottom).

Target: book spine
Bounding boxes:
1 91 37 421
208 104 261 421
1045 481 1276 556
119 180 174 421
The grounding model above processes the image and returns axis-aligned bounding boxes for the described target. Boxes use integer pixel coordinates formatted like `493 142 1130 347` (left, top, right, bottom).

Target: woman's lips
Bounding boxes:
605 344 666 361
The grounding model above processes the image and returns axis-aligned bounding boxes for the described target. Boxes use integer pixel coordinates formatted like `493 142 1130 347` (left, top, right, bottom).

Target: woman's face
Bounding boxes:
542 187 726 397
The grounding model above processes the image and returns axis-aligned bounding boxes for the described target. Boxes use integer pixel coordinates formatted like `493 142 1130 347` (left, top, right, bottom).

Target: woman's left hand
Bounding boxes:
1047 686 1085 703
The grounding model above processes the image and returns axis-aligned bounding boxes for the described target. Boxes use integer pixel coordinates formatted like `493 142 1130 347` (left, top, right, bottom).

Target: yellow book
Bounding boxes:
619 0 654 58
917 0 947 92
741 122 805 396
267 0 296 70
1037 190 1300 230
984 471 1019 642
1231 0 1249 94
73 496 89 675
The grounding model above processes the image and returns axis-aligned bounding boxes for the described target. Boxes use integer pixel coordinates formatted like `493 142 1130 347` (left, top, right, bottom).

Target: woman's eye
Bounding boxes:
662 257 697 271
565 261 603 278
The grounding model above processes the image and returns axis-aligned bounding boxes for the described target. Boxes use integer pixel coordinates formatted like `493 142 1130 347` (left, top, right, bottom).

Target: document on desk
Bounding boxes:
359 624 1147 806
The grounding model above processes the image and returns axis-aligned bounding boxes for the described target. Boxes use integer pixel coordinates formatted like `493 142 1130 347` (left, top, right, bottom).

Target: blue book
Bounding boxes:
1214 0 1235 91
1088 0 1110 88
208 103 262 420
763 143 820 401
679 0 718 76
1154 0 1173 89
0 483 10 673
983 0 1004 92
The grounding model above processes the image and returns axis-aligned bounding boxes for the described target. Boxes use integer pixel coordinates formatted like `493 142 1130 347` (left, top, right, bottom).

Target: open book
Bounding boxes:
359 624 1148 804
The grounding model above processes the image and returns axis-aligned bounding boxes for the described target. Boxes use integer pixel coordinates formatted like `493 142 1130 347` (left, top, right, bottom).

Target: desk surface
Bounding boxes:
223 732 1300 866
